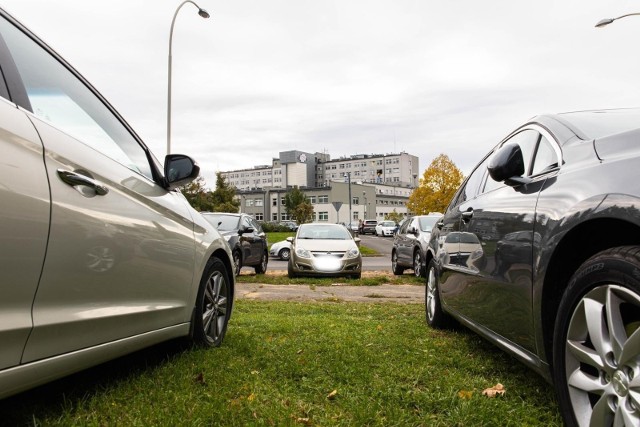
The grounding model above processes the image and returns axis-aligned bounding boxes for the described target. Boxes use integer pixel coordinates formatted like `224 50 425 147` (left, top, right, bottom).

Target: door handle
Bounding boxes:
461 209 473 223
57 169 109 196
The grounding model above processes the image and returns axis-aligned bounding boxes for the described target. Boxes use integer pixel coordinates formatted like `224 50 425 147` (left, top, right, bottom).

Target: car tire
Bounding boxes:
351 272 362 279
391 251 404 275
413 250 424 277
254 251 268 274
425 259 453 328
552 246 640 427
287 260 297 278
279 248 291 261
232 250 242 276
192 257 231 347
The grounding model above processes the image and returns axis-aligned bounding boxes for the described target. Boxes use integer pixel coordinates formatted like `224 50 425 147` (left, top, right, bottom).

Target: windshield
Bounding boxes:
297 225 351 240
418 216 440 232
380 221 395 227
202 214 241 231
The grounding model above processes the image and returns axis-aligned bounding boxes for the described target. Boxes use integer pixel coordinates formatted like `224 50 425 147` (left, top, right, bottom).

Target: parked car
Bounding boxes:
279 220 299 231
391 214 442 277
375 220 397 237
360 219 378 235
0 8 235 400
424 108 640 427
269 240 292 260
202 213 268 275
288 223 362 279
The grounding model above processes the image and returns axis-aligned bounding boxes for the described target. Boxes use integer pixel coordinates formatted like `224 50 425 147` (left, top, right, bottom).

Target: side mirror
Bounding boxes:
286 237 294 243
164 154 200 190
239 226 254 235
487 143 531 187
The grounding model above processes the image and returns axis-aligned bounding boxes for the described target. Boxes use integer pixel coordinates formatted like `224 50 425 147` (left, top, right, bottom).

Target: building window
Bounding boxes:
308 196 316 204
281 213 290 221
255 199 263 207
255 213 264 221
272 213 278 221
318 212 328 221
272 198 277 206
318 195 329 203
353 197 359 205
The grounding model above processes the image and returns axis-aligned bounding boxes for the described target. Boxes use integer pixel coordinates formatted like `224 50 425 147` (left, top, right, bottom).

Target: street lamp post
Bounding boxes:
347 172 352 226
363 191 367 220
595 12 640 28
167 1 210 155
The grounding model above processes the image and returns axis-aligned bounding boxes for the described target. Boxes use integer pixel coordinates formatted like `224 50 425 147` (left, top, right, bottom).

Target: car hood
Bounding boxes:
295 239 358 252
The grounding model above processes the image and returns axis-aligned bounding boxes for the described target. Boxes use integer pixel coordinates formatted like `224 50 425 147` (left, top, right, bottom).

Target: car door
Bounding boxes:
0 15 200 363
0 97 50 371
450 128 560 352
395 218 415 266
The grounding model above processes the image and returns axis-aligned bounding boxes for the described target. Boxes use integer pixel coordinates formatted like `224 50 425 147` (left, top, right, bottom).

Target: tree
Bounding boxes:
211 172 240 213
180 176 215 212
407 154 464 215
284 186 314 223
385 209 404 224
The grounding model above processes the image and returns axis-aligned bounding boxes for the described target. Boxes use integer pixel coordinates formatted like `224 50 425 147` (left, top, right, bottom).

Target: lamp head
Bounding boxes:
199 8 210 18
595 18 614 28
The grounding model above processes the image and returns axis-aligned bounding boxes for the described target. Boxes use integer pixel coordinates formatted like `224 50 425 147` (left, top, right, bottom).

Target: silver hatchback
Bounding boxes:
287 223 362 279
0 8 234 399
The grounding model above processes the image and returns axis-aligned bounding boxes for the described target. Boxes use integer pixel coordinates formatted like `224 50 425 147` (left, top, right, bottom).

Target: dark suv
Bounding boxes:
202 213 268 275
391 214 442 277
360 220 378 235
423 108 640 427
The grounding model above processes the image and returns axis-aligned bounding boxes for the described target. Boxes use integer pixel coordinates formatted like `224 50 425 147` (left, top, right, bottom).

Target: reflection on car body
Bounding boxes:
424 108 640 427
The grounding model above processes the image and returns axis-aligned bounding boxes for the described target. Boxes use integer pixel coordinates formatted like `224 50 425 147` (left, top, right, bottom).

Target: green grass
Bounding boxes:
267 232 295 246
2 301 561 426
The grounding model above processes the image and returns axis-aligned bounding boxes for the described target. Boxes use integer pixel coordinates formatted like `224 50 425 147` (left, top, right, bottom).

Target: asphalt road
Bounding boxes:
264 234 394 272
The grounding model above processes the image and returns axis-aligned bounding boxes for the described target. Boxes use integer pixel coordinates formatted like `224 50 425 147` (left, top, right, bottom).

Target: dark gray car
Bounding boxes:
392 214 442 277
424 108 640 427
202 213 268 276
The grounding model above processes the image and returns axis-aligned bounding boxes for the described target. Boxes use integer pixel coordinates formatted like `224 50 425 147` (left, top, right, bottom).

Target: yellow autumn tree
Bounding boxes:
407 154 464 214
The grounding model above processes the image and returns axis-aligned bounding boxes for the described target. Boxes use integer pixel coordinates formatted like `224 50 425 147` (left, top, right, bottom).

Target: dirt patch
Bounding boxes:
236 283 424 303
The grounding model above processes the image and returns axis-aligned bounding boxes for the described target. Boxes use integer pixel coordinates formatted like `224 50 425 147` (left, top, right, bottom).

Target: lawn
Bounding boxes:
2 301 561 426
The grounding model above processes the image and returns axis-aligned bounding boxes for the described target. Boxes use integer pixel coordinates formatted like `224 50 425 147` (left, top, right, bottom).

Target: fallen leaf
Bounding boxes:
376 325 383 331
297 349 304 354
295 418 312 425
327 389 338 400
247 393 256 401
457 390 473 399
194 372 206 385
482 383 506 398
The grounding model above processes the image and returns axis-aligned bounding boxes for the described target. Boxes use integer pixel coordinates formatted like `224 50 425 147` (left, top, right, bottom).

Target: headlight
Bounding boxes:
346 247 360 259
295 248 311 258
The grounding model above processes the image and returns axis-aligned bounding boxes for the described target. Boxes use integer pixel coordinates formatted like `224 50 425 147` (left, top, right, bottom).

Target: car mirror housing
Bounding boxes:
164 154 200 190
487 142 525 184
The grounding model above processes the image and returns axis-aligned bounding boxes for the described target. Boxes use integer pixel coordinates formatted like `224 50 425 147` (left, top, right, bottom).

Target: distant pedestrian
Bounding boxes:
358 219 363 235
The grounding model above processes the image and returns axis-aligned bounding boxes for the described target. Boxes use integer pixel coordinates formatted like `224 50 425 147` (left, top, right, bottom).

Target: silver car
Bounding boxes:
287 223 362 279
269 240 292 260
0 8 234 399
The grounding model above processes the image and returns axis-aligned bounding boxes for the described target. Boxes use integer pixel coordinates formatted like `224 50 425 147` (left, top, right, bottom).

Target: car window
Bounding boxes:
203 214 240 231
531 135 558 175
418 216 439 232
0 17 153 180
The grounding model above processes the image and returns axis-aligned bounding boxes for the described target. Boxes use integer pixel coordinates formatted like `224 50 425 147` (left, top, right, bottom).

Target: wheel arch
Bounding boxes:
539 217 640 369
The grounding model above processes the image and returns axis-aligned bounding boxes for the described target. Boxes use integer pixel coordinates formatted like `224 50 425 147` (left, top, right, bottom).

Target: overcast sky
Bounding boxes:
2 1 639 187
